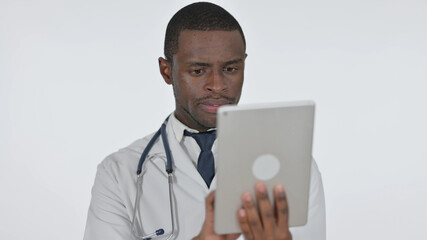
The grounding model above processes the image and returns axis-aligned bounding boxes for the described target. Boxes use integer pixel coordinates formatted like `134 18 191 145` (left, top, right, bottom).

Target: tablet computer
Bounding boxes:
214 101 315 234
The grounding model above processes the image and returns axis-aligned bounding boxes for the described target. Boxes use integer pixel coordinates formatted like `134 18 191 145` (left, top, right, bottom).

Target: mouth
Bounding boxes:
198 99 233 113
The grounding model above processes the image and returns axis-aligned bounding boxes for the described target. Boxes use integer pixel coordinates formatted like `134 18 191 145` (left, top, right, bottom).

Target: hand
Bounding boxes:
238 183 293 240
193 191 241 240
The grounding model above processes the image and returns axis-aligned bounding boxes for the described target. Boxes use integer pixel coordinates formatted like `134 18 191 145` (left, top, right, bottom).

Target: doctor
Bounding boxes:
84 2 325 240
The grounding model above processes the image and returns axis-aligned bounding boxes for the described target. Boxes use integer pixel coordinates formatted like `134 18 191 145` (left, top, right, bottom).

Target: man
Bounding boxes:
84 2 325 240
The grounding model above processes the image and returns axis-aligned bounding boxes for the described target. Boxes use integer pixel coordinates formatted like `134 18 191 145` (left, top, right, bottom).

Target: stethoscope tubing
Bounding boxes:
137 117 172 175
132 116 176 239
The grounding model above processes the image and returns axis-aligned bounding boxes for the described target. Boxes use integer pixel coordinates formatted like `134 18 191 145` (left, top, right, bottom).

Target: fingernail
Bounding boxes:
239 209 246 217
276 185 286 199
276 184 285 193
256 183 267 193
243 193 252 202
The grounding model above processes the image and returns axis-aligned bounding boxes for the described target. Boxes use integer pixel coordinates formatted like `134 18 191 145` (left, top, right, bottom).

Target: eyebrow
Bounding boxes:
186 58 244 67
224 58 244 65
187 62 211 67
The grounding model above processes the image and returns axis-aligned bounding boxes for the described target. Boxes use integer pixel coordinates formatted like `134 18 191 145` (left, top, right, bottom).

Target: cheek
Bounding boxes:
173 77 197 104
229 75 244 92
178 74 203 94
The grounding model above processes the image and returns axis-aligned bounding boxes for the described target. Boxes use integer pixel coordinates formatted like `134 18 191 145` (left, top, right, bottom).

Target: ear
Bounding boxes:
158 57 173 85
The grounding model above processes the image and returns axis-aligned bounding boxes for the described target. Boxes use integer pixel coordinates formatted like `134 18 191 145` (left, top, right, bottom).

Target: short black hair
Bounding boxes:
164 2 246 62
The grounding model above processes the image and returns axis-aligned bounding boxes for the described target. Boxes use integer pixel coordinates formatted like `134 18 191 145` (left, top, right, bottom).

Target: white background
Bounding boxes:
1 0 426 239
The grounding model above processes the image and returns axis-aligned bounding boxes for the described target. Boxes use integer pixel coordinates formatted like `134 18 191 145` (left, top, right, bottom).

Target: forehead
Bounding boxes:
174 30 245 63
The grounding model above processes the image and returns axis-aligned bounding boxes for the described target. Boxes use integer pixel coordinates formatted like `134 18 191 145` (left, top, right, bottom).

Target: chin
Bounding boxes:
198 117 217 129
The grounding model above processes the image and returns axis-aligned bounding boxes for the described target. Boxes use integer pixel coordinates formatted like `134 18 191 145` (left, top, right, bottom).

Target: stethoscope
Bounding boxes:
131 117 176 240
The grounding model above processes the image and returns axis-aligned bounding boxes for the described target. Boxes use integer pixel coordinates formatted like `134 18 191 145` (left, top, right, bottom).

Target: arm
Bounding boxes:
290 160 326 239
83 161 133 240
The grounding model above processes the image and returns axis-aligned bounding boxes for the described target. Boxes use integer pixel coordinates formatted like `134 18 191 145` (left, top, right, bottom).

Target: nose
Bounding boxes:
206 69 227 93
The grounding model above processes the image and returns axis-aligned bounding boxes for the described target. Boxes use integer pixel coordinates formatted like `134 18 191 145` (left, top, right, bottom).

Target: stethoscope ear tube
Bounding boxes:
161 120 173 174
137 128 161 175
136 116 173 175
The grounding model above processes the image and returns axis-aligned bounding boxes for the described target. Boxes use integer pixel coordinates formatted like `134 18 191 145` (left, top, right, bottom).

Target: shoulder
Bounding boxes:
97 132 158 176
310 158 322 178
309 158 324 195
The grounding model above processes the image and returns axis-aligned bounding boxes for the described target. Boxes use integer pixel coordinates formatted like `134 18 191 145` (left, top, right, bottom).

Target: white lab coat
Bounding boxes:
84 119 326 240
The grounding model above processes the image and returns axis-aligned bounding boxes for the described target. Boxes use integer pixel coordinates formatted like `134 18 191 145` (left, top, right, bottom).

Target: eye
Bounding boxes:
224 67 237 73
190 68 204 76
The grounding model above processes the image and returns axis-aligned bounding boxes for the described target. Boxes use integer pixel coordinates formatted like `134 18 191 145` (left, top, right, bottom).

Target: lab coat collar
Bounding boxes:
140 114 215 192
170 112 216 143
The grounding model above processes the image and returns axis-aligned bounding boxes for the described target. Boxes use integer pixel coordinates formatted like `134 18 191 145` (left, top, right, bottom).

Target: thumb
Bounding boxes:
204 191 216 225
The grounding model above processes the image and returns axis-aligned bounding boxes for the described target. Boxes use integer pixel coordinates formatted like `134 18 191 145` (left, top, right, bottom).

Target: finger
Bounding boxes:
242 192 264 239
274 185 290 229
204 191 217 229
255 182 275 238
205 191 216 213
237 208 254 240
224 233 242 240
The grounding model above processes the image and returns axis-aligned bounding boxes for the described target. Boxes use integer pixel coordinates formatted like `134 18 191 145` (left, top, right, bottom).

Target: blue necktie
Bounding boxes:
184 130 216 188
